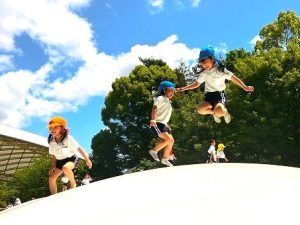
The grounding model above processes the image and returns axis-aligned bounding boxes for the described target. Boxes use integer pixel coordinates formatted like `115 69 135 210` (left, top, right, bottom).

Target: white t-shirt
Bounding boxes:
49 135 80 160
196 66 233 92
217 150 226 159
153 96 172 125
208 145 216 155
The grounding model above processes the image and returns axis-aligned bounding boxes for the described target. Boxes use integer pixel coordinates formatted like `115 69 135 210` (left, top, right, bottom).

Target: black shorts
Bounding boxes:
56 155 78 170
204 91 227 108
150 122 171 136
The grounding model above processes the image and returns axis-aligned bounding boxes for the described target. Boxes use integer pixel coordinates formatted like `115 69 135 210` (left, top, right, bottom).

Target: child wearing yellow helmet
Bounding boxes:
216 143 228 163
48 116 92 194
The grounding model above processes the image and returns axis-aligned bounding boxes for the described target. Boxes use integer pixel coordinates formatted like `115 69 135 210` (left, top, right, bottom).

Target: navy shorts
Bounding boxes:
56 155 78 170
150 122 171 136
204 91 227 108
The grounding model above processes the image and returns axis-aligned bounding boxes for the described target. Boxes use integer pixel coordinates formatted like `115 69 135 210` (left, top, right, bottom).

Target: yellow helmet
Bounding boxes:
218 143 225 150
48 116 67 128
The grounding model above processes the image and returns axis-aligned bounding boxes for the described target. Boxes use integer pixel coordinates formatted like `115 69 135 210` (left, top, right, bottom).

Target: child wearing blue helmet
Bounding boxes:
177 46 254 123
149 81 175 167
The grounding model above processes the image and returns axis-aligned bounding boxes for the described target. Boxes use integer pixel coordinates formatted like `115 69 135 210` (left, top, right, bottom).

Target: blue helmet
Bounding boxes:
158 81 175 91
199 46 222 65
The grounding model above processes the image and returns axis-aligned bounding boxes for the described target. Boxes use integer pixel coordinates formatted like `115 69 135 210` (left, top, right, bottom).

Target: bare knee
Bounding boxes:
165 136 174 145
214 104 226 117
197 102 213 115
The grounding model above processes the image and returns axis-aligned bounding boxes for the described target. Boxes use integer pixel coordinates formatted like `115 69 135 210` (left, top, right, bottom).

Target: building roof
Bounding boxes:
0 124 48 180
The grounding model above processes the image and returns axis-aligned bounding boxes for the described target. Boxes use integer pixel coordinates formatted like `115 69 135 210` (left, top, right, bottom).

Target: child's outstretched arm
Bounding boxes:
77 147 92 169
176 82 201 92
230 75 254 92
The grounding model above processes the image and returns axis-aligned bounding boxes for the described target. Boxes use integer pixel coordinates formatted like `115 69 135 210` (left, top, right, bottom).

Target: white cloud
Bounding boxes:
0 1 199 129
214 43 228 59
0 55 14 72
250 35 261 48
191 0 201 7
149 0 164 14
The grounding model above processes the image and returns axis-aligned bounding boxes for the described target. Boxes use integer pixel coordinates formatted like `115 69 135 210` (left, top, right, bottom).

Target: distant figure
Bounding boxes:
216 143 229 163
48 116 92 194
13 197 21 206
81 174 93 185
206 139 216 163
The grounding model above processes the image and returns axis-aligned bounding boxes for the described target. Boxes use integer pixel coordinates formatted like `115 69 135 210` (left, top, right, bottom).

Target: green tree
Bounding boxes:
0 180 18 207
223 11 300 165
90 129 124 180
258 11 300 50
11 156 51 201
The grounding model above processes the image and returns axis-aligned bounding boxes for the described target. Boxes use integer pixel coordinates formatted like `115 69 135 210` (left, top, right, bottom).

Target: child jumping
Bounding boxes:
149 81 176 167
176 46 254 123
48 116 92 194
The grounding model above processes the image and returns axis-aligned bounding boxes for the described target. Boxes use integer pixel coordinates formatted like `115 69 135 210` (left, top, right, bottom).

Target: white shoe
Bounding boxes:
161 158 173 167
213 114 221 123
224 111 231 124
149 150 160 161
168 155 177 161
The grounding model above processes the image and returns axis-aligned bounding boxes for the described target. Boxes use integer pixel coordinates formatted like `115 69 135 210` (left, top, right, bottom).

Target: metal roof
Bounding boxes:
0 124 48 180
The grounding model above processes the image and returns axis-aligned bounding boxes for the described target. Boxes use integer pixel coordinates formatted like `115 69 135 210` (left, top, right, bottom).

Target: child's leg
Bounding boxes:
197 101 214 115
62 162 76 188
214 103 227 117
49 169 63 194
155 132 174 159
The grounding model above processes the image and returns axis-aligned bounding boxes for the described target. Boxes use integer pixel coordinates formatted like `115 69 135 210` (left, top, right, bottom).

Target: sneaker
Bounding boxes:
213 114 221 123
168 154 177 161
161 158 173 167
224 111 232 124
149 150 160 161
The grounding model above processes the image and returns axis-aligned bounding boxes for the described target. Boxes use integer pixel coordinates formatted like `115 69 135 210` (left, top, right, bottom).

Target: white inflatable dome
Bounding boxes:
1 163 300 225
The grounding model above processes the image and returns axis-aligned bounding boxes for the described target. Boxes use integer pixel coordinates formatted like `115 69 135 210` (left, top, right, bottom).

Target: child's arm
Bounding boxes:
77 147 92 169
49 155 57 175
230 75 254 92
176 82 201 92
150 105 157 126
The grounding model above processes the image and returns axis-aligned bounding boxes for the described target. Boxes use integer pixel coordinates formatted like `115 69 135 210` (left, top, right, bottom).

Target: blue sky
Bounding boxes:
0 0 299 154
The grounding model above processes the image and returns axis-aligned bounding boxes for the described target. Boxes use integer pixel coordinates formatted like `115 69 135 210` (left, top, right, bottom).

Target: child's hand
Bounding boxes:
175 87 184 92
244 86 254 92
86 159 92 169
49 168 56 175
150 120 156 127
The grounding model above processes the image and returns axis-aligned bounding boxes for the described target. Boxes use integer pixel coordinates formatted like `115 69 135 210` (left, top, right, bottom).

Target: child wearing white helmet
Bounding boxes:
149 81 176 167
176 46 254 123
